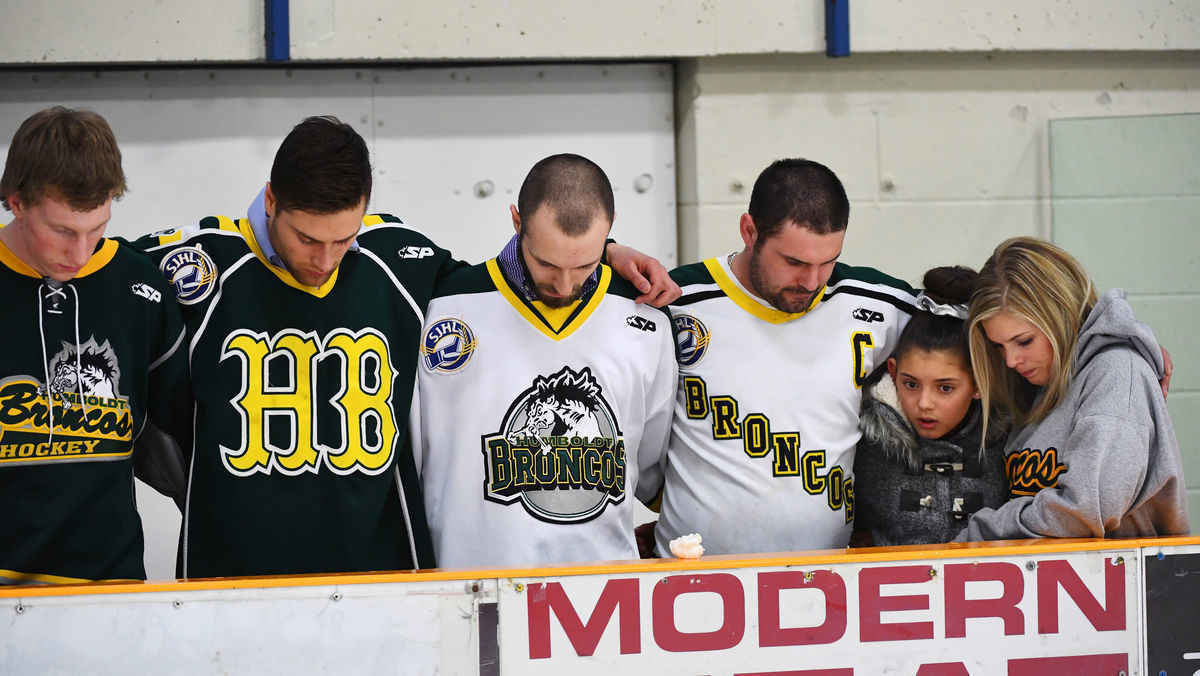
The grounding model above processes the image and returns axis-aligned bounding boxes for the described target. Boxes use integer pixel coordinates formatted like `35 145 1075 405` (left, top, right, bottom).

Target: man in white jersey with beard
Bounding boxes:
655 159 940 555
416 154 677 568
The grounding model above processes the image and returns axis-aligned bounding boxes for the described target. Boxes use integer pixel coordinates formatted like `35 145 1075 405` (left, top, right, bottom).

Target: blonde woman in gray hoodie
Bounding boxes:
959 237 1189 541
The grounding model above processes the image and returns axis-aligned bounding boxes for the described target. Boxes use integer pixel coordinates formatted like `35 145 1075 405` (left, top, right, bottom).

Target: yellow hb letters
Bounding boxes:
219 328 396 477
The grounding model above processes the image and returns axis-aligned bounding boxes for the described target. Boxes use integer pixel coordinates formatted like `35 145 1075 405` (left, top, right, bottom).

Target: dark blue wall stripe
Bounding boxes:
266 0 290 61
825 0 850 57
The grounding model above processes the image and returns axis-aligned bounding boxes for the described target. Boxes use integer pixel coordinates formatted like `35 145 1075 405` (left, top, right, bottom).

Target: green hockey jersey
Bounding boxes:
0 236 187 584
134 214 454 578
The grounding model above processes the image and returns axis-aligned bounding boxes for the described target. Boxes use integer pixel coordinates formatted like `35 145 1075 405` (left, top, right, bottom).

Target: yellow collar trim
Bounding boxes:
703 257 823 324
485 258 611 341
239 218 339 298
531 298 584 331
0 233 118 280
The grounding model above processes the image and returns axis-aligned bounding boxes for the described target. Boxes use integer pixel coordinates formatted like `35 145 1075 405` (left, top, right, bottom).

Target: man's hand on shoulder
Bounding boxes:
606 242 681 308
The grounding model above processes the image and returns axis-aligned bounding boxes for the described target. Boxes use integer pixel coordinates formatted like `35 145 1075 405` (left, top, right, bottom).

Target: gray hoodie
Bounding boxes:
961 289 1190 540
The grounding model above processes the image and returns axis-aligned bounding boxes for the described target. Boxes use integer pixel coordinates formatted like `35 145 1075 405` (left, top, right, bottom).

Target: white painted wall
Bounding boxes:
0 65 676 264
0 0 262 63
2 1 1198 64
675 51 1200 281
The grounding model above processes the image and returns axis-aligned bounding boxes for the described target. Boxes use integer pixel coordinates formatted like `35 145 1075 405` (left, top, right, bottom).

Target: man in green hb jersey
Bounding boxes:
0 107 189 584
135 116 678 578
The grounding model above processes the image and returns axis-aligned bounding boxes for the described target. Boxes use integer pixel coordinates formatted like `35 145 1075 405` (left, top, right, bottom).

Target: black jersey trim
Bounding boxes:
430 263 495 298
674 289 727 307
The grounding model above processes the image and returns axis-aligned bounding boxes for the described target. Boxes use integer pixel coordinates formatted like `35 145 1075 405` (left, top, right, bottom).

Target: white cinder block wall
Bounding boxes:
675 51 1200 278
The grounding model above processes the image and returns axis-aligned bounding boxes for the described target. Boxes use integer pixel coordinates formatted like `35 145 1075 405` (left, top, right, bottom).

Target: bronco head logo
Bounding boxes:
508 367 604 453
484 365 626 524
47 339 122 399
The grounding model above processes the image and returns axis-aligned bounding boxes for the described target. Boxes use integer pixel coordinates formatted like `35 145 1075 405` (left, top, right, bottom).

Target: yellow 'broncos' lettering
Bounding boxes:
681 375 853 522
219 328 396 477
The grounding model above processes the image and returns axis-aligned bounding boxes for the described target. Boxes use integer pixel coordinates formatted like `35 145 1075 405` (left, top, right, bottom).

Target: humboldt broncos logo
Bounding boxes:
0 337 133 467
482 366 626 524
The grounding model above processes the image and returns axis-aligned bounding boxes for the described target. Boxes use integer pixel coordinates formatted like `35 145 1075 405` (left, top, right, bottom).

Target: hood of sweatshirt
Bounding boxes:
1075 289 1164 379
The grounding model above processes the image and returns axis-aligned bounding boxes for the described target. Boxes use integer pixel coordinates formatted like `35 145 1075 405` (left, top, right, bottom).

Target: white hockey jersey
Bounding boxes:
656 255 920 556
415 259 677 569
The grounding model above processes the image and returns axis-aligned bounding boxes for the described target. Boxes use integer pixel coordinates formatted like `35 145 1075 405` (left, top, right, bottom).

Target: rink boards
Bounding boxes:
2 537 1198 675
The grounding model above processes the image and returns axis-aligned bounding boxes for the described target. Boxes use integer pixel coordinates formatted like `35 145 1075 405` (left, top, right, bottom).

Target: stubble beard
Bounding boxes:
747 247 818 313
536 284 585 308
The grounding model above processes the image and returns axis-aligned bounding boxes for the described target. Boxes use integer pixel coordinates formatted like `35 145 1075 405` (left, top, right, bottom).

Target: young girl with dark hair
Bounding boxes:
852 266 1009 546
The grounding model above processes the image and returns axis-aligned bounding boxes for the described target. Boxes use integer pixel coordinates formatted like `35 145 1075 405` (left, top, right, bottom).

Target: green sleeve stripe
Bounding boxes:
606 274 671 317
828 262 916 295
431 262 496 298
669 261 715 287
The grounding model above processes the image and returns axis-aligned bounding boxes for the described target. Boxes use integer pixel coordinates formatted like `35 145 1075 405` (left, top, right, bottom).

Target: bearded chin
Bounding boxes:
537 287 583 308
748 249 814 313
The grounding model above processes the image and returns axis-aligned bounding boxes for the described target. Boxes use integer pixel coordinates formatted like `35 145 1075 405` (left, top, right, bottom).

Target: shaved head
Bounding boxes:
516 154 614 234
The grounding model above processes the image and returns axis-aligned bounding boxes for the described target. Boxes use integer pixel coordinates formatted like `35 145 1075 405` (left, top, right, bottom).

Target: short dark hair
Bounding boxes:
892 266 978 365
1 106 126 212
747 158 849 239
517 154 614 236
270 116 371 214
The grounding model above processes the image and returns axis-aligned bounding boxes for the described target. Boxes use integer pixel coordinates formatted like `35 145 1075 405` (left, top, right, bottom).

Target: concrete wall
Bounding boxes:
675 51 1200 278
0 0 262 63
2 1 1198 64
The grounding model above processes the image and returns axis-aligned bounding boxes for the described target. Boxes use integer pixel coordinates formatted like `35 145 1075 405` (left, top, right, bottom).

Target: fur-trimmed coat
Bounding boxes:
852 373 1009 546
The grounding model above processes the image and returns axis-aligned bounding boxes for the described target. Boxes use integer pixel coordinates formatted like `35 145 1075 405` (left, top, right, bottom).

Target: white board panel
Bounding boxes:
498 549 1142 675
1 579 492 675
3 538 1198 674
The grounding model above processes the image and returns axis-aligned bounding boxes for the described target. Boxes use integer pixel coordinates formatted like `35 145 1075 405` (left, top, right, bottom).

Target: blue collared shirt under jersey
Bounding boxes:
246 186 360 269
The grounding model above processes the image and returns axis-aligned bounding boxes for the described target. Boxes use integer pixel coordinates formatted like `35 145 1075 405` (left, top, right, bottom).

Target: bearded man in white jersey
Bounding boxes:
415 154 678 568
653 159 930 556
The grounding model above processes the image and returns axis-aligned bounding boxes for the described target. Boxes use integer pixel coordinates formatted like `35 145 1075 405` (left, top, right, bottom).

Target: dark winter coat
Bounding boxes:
852 373 1009 546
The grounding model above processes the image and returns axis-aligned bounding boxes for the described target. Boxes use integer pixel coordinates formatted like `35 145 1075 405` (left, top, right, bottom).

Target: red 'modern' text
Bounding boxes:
525 559 1126 672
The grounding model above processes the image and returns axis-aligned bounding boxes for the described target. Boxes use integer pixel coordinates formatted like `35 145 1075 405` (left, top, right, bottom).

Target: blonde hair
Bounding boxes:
968 237 1097 437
